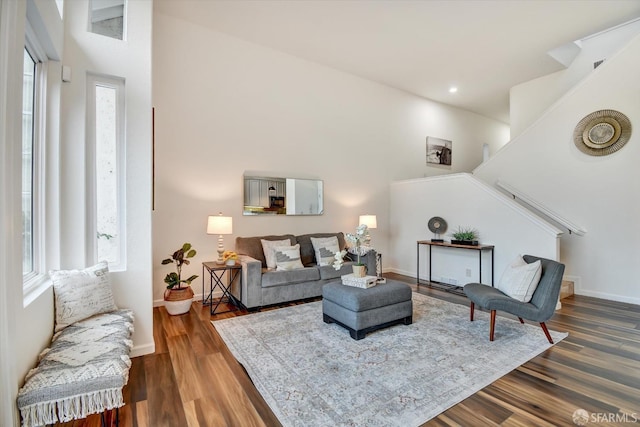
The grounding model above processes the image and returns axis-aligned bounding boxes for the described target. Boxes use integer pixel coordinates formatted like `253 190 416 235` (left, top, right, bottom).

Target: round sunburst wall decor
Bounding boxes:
573 109 632 156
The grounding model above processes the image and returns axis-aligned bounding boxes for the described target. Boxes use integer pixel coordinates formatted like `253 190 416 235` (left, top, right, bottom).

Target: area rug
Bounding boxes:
212 293 567 426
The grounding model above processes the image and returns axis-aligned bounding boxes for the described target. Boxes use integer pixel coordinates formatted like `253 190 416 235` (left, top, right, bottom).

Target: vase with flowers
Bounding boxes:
344 224 371 277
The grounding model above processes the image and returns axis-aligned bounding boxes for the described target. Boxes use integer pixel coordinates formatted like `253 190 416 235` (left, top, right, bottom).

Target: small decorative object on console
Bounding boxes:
451 226 479 246
428 216 447 242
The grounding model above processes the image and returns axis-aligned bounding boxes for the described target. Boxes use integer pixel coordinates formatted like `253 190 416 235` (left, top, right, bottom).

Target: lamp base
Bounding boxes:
216 237 225 264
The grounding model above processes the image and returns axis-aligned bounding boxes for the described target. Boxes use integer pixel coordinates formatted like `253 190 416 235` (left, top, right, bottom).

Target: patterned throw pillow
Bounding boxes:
496 256 542 302
261 239 292 269
274 244 305 271
310 236 340 266
50 261 118 332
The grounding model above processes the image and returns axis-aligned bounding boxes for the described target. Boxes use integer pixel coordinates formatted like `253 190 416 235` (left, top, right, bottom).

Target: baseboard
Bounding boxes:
153 290 224 307
130 342 155 358
574 288 640 305
387 267 416 279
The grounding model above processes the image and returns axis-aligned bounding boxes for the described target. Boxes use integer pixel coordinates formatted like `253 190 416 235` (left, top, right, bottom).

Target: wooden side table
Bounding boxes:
202 262 242 315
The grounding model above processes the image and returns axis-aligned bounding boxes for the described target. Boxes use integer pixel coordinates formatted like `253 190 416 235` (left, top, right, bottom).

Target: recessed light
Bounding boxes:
449 86 458 93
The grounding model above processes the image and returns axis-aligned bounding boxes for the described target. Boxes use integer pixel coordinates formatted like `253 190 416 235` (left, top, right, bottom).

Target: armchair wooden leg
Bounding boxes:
470 302 475 321
490 310 496 341
518 317 524 324
540 322 554 344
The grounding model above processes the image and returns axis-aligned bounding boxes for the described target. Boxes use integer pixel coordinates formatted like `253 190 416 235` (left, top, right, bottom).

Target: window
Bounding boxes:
22 22 49 296
22 48 36 277
87 75 126 270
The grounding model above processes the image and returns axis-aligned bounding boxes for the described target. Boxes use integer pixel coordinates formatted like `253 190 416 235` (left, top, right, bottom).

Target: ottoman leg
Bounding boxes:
403 315 413 325
323 314 334 324
350 329 366 340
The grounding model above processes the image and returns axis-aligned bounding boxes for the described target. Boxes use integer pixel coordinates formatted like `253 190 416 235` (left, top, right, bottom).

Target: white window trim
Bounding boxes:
23 21 49 301
86 73 127 271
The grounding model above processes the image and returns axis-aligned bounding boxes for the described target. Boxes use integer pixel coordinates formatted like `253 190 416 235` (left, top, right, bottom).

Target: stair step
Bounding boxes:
560 280 574 299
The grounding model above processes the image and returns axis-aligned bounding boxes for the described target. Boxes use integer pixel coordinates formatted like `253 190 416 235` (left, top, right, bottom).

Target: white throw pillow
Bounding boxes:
50 261 118 332
497 256 542 303
274 244 305 271
261 239 292 269
310 236 340 266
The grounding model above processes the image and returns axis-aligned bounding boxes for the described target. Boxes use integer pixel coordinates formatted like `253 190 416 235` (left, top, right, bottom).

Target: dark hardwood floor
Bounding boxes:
56 273 640 426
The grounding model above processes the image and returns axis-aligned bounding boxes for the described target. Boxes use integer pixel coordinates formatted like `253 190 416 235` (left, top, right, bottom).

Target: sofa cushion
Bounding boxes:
236 234 296 268
296 233 346 266
310 236 341 266
261 267 321 288
274 244 305 271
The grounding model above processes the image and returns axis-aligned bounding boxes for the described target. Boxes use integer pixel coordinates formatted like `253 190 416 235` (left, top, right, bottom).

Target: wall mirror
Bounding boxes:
243 175 324 215
89 0 126 40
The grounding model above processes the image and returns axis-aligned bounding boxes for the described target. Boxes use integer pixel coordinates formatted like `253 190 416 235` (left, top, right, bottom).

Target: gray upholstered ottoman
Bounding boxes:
322 280 413 340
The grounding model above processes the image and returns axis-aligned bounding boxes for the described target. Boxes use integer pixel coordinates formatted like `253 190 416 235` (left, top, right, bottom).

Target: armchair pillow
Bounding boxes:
310 236 340 266
496 255 542 302
274 244 305 271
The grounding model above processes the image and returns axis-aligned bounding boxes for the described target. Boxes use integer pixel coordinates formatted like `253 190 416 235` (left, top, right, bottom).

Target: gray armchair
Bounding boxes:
463 255 565 343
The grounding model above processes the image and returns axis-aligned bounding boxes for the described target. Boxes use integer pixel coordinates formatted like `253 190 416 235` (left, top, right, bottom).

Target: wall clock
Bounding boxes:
573 109 631 156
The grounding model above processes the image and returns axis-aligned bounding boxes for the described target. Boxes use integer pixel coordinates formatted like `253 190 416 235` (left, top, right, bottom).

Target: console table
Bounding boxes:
416 240 494 294
202 262 242 315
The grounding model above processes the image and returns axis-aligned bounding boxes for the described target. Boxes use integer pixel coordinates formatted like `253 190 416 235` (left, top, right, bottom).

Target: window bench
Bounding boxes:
17 309 134 427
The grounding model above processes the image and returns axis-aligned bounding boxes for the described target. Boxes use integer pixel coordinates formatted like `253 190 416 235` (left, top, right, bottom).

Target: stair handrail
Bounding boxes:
496 180 587 236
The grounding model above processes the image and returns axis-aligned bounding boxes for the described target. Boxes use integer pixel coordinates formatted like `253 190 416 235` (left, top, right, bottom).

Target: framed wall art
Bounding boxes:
426 136 452 166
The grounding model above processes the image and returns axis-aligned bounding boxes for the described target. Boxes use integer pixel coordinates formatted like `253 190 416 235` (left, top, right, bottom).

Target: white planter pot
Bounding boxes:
164 298 193 315
164 287 194 316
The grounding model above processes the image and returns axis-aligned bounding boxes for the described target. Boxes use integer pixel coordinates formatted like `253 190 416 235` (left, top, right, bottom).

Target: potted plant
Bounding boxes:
162 243 198 315
451 226 479 246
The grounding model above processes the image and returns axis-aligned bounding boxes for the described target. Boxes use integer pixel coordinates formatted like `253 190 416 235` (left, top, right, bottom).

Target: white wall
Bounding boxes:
476 33 640 304
61 0 154 356
510 20 640 138
152 10 510 303
389 174 561 286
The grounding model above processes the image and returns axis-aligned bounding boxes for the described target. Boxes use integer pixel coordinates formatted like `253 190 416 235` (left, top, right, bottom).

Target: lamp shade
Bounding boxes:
359 214 377 229
207 214 233 235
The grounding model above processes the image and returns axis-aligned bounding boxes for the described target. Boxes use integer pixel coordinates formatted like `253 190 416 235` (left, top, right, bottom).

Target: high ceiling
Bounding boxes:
155 0 640 124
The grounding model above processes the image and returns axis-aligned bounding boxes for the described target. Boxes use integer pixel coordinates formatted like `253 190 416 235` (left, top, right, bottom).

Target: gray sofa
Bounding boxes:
233 232 377 309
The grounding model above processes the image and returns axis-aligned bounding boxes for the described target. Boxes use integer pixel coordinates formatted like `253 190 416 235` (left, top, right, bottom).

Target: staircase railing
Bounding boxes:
496 180 587 236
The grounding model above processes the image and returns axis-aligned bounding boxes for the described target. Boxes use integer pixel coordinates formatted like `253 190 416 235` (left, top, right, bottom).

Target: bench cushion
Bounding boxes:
17 309 134 427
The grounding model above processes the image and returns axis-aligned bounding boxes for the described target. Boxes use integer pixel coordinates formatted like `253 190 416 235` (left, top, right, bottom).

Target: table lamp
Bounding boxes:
207 213 233 264
359 214 377 246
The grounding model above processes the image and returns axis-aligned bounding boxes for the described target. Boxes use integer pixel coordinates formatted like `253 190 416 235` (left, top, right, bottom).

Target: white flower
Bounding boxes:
332 249 348 270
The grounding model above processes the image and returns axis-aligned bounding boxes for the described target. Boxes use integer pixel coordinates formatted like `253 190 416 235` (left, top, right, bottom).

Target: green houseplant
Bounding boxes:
451 226 479 246
162 243 198 315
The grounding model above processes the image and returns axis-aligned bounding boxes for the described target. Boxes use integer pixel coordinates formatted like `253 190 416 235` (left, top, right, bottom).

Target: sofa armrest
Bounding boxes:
238 254 263 309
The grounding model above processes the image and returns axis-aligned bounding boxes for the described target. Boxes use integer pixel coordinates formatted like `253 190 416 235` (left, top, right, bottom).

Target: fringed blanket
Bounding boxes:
17 309 134 427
